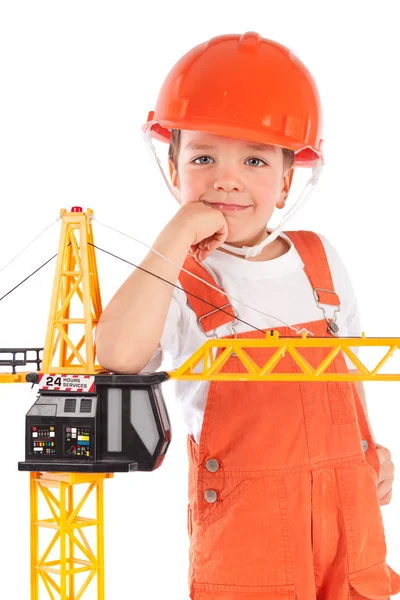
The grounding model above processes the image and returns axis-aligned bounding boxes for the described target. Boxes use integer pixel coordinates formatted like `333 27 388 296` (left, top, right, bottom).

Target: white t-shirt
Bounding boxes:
140 232 362 444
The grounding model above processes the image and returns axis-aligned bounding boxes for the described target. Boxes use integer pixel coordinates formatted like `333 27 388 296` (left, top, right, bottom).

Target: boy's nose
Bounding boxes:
213 174 243 193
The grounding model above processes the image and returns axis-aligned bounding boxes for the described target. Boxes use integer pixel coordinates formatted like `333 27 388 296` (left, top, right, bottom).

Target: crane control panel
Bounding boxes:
18 372 171 473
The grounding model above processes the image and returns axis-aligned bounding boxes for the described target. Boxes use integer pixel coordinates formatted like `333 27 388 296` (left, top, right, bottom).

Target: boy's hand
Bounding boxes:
172 202 229 263
375 443 394 505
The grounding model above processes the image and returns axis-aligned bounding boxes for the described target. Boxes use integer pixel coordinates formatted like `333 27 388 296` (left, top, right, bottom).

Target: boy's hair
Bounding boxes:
168 129 295 172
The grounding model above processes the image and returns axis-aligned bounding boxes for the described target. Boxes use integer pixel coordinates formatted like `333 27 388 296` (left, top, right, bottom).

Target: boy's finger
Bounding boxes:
206 239 223 253
194 248 203 263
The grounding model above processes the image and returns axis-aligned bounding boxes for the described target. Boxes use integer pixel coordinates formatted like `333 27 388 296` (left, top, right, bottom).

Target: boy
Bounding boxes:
96 32 400 599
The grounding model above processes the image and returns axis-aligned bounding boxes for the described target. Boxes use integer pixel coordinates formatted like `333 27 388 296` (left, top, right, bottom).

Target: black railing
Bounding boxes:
0 348 43 374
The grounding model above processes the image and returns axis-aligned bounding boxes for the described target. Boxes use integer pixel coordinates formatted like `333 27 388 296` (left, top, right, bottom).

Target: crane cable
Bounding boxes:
0 216 313 337
89 243 270 335
0 243 282 337
93 218 313 336
0 253 58 303
0 218 60 275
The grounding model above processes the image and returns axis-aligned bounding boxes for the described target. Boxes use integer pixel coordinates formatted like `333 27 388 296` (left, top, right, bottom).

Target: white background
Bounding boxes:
1 1 399 598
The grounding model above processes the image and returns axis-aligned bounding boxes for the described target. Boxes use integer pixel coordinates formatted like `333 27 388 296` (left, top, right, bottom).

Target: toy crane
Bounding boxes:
2 206 400 600
1 207 171 600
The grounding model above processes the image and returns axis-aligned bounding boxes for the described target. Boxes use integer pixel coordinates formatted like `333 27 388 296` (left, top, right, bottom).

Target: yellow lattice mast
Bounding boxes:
28 207 110 600
30 471 112 600
41 206 104 375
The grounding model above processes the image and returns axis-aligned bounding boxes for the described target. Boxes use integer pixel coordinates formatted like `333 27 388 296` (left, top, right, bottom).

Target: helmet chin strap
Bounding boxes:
146 128 180 202
145 128 324 260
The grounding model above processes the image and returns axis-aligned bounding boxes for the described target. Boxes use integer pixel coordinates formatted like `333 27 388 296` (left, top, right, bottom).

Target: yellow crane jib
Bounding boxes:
168 331 400 382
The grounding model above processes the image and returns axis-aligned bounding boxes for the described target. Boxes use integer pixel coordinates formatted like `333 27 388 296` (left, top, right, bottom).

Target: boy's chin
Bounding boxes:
224 229 246 246
225 226 269 248
224 232 250 247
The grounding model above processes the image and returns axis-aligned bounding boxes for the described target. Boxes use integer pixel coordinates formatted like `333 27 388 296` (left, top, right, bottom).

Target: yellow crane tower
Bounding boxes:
3 206 111 600
2 206 400 600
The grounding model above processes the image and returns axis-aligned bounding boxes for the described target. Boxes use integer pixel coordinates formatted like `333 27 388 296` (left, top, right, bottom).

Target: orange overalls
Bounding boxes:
179 231 400 600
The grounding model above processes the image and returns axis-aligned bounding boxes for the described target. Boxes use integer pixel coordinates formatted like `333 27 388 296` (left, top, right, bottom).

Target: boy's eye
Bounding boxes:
246 157 267 167
193 156 214 165
192 156 266 166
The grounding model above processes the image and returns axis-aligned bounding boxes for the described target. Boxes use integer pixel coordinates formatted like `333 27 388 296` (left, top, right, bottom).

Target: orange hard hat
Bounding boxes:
143 32 324 167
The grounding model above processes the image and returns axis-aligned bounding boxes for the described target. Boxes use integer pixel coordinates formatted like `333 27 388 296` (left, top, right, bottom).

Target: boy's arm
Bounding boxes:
95 203 228 374
95 221 193 374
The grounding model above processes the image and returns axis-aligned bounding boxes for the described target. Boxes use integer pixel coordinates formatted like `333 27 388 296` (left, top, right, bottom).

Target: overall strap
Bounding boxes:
286 231 379 471
179 232 339 334
284 231 341 307
179 254 236 333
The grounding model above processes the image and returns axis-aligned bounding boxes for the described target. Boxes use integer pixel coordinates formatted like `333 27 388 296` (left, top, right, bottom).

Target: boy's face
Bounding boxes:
169 130 294 247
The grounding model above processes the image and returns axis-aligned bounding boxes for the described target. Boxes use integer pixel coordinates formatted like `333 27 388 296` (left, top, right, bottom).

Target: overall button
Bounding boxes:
361 439 369 452
205 458 220 472
204 490 217 503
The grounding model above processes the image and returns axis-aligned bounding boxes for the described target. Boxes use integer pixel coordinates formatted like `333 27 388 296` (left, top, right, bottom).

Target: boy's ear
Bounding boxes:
168 158 179 190
276 167 295 209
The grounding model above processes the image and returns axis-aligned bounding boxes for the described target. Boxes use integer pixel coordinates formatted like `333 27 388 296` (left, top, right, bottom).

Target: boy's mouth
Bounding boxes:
202 200 251 212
